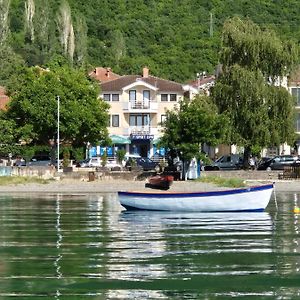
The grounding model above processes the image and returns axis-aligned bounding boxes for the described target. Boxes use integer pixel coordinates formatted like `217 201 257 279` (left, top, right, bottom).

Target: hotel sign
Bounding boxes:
130 134 154 140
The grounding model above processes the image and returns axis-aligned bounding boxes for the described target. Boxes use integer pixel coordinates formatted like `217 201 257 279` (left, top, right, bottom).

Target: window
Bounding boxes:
129 114 150 126
143 90 150 101
296 113 300 132
103 94 110 101
291 87 300 106
129 90 136 101
170 94 177 101
112 94 119 101
161 94 168 101
161 114 167 123
112 115 119 127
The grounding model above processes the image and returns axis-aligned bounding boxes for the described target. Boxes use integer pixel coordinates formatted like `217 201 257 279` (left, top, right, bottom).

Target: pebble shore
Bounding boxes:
0 178 298 194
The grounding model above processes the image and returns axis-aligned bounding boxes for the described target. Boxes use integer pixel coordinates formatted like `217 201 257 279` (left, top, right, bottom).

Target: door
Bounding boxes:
140 144 148 158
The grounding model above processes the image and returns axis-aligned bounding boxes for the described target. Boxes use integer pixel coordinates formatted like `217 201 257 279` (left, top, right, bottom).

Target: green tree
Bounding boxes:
212 17 298 164
109 29 126 67
6 65 110 148
0 0 10 46
160 96 228 179
0 45 25 88
0 117 17 145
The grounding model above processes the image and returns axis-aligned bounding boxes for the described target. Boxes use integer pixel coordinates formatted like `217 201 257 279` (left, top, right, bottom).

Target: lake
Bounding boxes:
0 191 299 299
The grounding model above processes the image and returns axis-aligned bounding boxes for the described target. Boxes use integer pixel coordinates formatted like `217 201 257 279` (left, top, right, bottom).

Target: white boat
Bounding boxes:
118 183 274 212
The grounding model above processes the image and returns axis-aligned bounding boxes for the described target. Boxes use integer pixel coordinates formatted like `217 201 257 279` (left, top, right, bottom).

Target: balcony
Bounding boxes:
123 126 159 136
123 100 158 112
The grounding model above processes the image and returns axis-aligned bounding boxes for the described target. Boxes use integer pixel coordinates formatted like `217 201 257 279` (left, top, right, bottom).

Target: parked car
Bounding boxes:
125 157 160 172
76 159 90 168
76 157 122 170
27 155 52 167
204 154 243 171
106 159 122 171
257 155 300 170
256 157 272 170
13 157 26 166
121 154 141 167
75 157 102 168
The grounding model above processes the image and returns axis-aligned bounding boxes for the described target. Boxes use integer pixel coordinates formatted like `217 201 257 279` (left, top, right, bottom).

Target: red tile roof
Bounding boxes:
89 67 121 82
187 75 215 88
101 75 184 92
0 86 9 110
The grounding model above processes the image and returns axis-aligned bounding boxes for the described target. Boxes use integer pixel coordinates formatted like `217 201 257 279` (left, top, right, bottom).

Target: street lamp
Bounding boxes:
57 95 60 172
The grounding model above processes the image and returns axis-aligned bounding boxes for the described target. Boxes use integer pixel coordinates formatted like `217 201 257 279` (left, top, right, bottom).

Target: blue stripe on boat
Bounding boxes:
118 183 274 199
121 203 265 212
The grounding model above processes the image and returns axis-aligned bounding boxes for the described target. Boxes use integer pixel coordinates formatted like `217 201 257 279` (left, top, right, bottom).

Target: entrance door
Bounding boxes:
139 144 148 158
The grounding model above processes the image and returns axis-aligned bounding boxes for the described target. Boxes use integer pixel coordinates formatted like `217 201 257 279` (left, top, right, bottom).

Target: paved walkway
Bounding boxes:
0 178 298 194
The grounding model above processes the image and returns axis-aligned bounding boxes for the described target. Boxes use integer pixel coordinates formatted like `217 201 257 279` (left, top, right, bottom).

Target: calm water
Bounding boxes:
0 190 299 299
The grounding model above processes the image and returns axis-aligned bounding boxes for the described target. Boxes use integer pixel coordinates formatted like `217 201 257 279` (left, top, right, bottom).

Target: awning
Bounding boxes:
110 134 131 145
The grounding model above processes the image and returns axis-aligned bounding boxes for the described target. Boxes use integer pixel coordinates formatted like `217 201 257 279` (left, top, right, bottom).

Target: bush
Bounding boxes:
116 149 126 164
101 151 107 167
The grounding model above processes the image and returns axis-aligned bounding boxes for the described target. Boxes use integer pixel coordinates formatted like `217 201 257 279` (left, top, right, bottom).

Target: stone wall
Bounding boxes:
0 166 285 181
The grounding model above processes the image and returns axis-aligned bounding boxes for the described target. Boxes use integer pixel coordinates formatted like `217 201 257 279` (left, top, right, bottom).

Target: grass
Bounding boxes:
197 175 246 188
0 176 52 185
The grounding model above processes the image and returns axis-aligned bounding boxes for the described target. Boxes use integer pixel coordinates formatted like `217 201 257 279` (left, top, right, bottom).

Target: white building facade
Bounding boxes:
96 67 194 158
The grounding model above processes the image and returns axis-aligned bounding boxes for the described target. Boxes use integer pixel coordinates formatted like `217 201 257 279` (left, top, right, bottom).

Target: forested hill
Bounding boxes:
3 0 300 82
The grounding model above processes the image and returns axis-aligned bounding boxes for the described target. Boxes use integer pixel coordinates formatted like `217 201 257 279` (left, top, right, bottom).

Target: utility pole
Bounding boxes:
57 95 60 172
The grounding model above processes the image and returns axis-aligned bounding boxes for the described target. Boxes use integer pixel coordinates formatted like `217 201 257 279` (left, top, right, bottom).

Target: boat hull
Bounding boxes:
118 184 274 212
145 175 174 190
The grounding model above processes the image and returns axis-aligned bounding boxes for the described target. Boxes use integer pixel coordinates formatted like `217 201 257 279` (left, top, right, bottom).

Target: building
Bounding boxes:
95 67 194 158
0 86 9 110
288 68 300 155
89 67 121 83
186 73 215 96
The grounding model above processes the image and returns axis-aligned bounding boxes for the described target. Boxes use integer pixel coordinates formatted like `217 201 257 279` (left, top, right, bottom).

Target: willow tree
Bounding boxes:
0 0 10 46
56 0 74 61
24 0 35 42
160 96 228 179
74 15 88 67
212 17 298 164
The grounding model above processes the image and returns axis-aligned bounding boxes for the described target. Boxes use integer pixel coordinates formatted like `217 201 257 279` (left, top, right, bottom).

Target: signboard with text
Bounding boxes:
130 134 154 140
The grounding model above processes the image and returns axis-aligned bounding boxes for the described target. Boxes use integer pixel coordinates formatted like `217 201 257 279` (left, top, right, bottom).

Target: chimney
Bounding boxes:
143 67 149 78
95 67 100 76
106 67 111 78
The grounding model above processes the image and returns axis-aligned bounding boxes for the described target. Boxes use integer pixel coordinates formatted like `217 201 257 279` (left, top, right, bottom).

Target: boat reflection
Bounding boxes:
119 210 272 228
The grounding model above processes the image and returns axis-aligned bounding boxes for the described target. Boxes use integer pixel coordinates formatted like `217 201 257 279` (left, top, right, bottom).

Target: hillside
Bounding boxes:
3 0 300 82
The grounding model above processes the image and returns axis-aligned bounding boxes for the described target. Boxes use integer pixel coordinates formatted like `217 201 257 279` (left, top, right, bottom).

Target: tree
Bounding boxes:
0 45 25 88
109 29 126 66
212 17 298 164
0 0 10 46
74 15 88 67
24 0 35 42
56 0 74 61
6 65 110 149
160 96 228 179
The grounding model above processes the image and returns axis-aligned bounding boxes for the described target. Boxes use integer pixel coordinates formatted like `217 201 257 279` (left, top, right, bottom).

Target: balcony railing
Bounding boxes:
123 101 158 111
123 126 159 136
131 100 149 109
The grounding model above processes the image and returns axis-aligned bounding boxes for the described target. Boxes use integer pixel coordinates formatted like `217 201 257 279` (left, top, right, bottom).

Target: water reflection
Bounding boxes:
55 195 62 299
0 192 299 298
